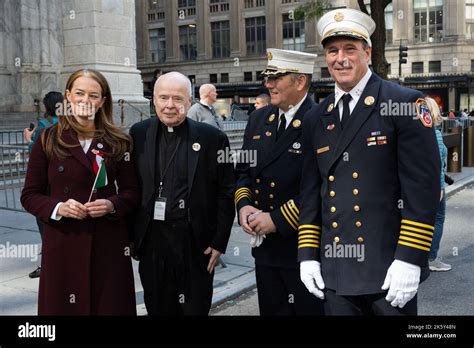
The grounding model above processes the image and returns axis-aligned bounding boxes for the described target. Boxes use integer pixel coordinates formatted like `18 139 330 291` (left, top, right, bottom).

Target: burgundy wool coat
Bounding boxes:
21 126 140 315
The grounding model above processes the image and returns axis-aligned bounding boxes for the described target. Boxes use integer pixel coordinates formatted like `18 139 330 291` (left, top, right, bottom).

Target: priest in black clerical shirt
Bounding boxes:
129 72 235 315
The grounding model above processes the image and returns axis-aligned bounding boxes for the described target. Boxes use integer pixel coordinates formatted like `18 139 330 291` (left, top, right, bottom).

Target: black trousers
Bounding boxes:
324 288 417 315
138 220 213 316
255 264 325 316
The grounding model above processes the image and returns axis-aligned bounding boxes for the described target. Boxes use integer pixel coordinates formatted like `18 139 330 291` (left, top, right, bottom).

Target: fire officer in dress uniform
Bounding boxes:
298 9 440 315
235 49 324 315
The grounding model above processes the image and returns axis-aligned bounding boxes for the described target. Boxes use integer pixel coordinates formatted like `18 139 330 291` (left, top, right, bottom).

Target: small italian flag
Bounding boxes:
92 152 108 189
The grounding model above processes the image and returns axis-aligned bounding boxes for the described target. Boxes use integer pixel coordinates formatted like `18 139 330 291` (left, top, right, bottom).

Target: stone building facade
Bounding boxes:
0 0 148 128
136 0 474 114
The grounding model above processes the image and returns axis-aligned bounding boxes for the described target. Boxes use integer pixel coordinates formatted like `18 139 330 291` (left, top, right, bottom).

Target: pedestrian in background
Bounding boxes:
425 97 451 272
254 93 270 110
23 91 63 279
187 84 223 130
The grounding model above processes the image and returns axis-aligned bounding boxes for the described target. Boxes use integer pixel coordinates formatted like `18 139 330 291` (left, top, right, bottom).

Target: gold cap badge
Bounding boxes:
334 12 344 22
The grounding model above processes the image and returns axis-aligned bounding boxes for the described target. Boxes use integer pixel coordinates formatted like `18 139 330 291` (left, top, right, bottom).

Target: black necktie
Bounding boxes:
276 114 286 141
341 93 352 129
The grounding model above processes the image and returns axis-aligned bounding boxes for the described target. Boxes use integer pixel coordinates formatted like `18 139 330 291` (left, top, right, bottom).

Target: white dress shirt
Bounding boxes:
334 69 372 121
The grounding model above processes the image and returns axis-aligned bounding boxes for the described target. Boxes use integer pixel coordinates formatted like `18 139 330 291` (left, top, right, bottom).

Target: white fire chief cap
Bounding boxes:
261 48 318 76
317 8 376 47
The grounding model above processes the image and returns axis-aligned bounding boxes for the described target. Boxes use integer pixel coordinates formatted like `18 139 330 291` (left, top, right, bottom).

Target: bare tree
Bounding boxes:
358 0 391 79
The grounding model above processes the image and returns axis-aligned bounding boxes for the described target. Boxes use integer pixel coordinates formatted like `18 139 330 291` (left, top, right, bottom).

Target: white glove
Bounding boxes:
300 260 325 299
250 234 265 248
381 259 421 308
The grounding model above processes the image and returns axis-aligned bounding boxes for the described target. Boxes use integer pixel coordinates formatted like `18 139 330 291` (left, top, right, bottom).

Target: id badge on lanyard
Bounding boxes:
154 183 166 221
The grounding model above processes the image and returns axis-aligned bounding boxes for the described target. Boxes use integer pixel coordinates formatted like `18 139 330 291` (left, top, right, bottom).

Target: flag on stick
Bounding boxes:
88 151 108 202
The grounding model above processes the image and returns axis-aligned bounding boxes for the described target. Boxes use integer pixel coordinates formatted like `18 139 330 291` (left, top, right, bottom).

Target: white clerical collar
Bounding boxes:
334 69 372 107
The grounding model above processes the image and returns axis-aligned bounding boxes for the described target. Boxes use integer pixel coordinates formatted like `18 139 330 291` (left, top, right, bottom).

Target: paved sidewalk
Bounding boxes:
1 167 474 315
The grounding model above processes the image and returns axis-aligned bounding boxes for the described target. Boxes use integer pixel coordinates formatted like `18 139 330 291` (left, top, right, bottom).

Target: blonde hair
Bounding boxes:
41 69 132 164
425 97 442 127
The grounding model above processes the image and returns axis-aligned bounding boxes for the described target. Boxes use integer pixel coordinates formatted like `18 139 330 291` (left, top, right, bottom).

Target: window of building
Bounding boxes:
471 60 474 72
147 0 165 21
414 0 443 43
282 0 299 3
246 17 266 56
412 61 424 74
211 21 230 58
244 72 253 81
429 60 441 73
467 0 474 39
221 73 229 83
178 0 196 17
188 75 196 84
387 64 391 75
179 25 197 61
321 67 330 78
245 0 265 8
149 28 166 63
282 14 305 51
210 0 229 12
256 71 265 81
210 74 218 83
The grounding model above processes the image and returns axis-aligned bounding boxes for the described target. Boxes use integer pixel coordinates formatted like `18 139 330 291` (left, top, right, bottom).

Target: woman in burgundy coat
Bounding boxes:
21 69 140 315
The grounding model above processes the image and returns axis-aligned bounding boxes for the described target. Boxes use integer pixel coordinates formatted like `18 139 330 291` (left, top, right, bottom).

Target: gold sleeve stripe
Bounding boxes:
298 224 321 231
235 192 250 200
287 199 300 214
400 230 433 242
401 219 434 231
235 188 251 196
298 235 320 240
298 238 319 244
299 242 320 247
235 188 252 203
298 243 320 248
400 225 434 236
399 235 432 247
284 202 299 222
235 193 251 204
398 241 430 252
281 205 298 230
298 231 321 236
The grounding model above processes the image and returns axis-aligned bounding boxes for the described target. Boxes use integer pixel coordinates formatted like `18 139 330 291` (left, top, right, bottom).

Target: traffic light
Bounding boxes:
399 45 408 65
